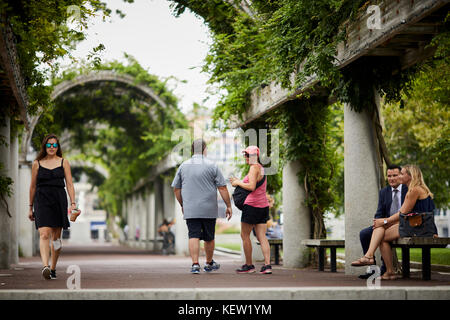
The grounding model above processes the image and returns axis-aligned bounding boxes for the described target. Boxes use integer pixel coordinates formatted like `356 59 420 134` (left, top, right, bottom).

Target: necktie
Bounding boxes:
390 189 399 216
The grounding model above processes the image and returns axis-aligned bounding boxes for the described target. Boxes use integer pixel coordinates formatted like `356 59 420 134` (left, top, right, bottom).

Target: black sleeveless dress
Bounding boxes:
33 158 70 230
412 196 435 213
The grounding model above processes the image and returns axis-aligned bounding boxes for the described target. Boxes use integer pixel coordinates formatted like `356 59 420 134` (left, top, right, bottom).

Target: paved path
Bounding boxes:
1 242 449 291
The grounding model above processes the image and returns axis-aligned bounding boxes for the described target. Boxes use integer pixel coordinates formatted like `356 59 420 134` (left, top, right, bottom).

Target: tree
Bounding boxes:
383 58 450 209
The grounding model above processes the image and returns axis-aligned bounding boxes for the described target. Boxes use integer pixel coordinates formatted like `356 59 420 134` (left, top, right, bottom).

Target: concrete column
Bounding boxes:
170 184 188 256
0 117 11 268
344 103 380 275
162 182 175 221
154 179 164 251
154 180 164 234
147 191 155 250
131 196 137 245
282 160 310 268
9 134 19 264
138 194 145 242
19 161 34 257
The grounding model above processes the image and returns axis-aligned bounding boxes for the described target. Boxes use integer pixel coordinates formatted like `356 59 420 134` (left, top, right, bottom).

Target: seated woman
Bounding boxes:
351 164 436 280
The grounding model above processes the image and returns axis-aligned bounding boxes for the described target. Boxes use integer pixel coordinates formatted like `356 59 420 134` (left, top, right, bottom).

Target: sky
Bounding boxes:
62 0 218 114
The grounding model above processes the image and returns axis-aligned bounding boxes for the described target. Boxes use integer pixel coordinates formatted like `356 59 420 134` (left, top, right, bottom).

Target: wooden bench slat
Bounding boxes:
392 237 450 246
301 239 345 247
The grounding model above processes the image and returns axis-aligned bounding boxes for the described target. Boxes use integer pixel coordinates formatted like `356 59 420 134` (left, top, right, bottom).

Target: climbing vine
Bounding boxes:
267 97 341 239
169 1 449 242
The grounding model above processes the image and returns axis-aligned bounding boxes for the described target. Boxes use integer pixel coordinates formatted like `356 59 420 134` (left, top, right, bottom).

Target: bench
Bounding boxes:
301 240 345 272
391 237 450 280
256 238 283 265
268 238 283 265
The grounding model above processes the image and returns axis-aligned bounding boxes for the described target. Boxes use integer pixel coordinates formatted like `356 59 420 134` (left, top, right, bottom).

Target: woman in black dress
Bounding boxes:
28 134 79 280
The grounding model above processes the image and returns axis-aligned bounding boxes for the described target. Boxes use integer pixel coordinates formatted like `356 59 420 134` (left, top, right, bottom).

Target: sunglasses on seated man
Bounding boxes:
46 143 59 148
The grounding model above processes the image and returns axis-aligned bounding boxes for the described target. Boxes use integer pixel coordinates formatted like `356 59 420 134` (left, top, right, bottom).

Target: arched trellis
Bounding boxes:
70 160 110 180
14 70 185 258
20 70 170 162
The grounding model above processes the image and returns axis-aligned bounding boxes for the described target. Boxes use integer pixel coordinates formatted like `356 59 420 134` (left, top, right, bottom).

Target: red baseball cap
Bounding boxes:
242 145 260 156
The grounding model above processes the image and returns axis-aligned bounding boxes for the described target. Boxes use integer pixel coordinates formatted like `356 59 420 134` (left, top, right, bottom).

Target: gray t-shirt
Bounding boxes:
171 155 227 219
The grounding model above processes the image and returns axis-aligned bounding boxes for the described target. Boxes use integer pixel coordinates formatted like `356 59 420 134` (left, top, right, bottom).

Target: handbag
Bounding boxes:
232 176 266 210
399 212 438 237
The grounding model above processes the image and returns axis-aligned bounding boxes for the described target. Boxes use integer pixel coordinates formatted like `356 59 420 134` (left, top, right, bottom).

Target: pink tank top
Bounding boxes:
243 165 269 208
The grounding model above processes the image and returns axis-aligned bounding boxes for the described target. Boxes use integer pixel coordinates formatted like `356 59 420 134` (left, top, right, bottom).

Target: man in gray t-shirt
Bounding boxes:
171 139 232 273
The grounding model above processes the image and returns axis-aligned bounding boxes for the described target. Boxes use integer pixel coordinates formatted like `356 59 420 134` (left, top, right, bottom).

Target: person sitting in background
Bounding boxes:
158 218 176 255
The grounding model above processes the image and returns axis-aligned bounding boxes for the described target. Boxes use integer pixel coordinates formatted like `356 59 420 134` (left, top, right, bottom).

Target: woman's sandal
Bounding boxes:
351 256 375 267
379 272 399 280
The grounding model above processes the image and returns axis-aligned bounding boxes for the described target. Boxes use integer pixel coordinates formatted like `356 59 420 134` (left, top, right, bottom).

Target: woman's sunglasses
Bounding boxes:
243 153 257 158
46 143 59 148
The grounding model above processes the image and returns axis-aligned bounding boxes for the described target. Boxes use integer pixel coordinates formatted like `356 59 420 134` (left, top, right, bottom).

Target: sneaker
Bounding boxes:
236 264 256 273
204 260 220 272
50 269 57 279
260 265 272 274
191 263 201 274
42 266 51 280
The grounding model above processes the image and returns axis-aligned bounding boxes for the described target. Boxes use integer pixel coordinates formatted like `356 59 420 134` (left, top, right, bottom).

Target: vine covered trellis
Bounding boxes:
168 0 449 242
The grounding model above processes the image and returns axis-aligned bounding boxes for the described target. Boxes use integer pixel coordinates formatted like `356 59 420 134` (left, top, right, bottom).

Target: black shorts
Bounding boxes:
186 218 216 241
241 205 269 225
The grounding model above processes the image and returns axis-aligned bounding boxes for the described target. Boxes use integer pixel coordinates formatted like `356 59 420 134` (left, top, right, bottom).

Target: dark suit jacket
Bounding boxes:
374 184 408 219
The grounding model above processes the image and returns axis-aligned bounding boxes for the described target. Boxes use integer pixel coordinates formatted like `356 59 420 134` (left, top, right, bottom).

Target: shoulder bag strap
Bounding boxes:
255 175 266 189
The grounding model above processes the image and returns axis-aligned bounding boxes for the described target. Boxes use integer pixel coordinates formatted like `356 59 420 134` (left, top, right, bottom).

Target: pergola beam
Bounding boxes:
238 0 448 127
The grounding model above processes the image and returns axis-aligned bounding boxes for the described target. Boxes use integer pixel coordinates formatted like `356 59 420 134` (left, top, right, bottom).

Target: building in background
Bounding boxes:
435 208 449 238
68 173 108 243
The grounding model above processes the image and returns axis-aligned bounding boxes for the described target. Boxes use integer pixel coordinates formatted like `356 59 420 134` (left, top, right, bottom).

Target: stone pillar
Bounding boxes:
0 117 11 268
19 161 33 257
154 179 164 234
282 160 310 268
344 103 380 275
146 190 155 250
170 184 188 256
138 194 145 247
9 133 19 264
162 182 175 221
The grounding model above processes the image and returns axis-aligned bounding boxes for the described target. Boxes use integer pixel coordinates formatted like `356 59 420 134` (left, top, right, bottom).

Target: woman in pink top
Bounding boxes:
230 146 272 274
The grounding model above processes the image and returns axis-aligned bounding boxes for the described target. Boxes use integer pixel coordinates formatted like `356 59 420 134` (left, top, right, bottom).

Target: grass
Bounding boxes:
215 225 240 234
216 243 241 252
335 248 450 265
395 248 450 265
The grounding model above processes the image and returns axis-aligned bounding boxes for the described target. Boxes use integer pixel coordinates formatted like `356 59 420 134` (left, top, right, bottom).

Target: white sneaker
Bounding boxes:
42 266 51 280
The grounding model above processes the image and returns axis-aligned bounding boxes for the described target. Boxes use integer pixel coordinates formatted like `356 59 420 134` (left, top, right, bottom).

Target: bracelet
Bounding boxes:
71 202 76 205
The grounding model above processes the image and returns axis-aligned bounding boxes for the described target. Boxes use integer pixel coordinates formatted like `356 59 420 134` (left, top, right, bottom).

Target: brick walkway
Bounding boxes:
1 242 449 291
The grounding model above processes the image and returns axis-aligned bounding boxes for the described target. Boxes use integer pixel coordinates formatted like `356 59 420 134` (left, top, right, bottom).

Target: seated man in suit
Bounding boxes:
358 164 408 279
